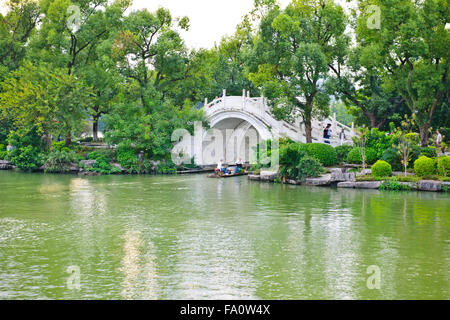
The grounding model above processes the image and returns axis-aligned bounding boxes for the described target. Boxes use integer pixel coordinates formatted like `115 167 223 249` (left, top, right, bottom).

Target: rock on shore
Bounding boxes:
0 160 13 170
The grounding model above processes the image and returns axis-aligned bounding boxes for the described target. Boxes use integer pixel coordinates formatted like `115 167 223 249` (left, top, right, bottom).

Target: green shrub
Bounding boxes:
334 145 353 163
382 145 421 171
305 143 337 166
420 147 437 158
414 156 436 177
88 149 115 163
371 160 392 178
379 180 411 191
436 156 450 177
347 147 377 165
297 156 324 180
51 141 66 152
365 128 394 159
279 143 308 167
9 145 43 171
0 145 7 160
395 175 420 183
156 162 177 174
278 143 308 179
356 175 383 181
116 145 138 169
404 132 420 144
43 150 79 173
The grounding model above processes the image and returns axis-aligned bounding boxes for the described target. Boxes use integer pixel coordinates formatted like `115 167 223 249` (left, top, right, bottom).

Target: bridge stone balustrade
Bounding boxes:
174 90 356 166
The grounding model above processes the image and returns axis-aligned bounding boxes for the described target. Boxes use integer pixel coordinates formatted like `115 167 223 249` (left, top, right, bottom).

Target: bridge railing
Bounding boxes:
202 91 356 146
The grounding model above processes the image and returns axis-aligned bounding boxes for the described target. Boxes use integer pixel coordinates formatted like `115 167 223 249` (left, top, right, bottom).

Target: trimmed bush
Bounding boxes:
420 147 437 158
305 143 337 166
335 145 353 163
371 160 392 178
347 147 377 165
437 156 450 177
414 156 436 177
297 156 324 180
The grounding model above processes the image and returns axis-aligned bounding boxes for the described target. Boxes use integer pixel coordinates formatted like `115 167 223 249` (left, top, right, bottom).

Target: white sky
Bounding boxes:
1 0 354 49
132 0 292 49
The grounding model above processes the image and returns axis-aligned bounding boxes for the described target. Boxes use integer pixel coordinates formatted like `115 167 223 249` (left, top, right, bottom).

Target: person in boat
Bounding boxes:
235 157 243 168
215 159 227 174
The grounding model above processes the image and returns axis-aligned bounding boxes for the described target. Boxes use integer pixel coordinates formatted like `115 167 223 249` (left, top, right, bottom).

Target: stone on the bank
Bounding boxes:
0 160 13 170
418 180 442 192
399 182 418 190
80 160 97 168
330 168 355 182
248 174 261 181
260 171 278 182
355 181 382 189
69 166 80 173
304 174 332 186
356 169 371 176
337 182 356 188
112 163 125 172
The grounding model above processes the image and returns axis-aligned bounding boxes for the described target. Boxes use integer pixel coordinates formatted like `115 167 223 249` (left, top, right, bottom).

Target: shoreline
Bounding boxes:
247 168 450 193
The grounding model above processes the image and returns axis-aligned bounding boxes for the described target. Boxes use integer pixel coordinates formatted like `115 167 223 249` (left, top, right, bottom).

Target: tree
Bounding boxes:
248 0 348 142
112 7 190 112
0 63 92 150
355 0 449 146
0 0 40 75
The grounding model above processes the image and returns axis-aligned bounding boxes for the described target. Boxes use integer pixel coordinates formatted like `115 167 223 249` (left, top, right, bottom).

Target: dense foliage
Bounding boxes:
414 156 436 177
305 144 338 167
0 0 448 174
436 156 450 177
347 147 377 165
371 160 393 178
335 145 353 163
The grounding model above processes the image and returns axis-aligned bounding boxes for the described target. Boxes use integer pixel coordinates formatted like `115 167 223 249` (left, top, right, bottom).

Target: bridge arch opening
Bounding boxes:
202 112 273 166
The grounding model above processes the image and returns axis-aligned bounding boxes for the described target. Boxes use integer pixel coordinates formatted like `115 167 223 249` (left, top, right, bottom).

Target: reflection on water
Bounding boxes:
0 171 449 300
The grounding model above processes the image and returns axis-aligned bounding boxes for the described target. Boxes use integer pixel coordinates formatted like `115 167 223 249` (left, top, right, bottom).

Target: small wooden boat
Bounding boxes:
207 170 248 178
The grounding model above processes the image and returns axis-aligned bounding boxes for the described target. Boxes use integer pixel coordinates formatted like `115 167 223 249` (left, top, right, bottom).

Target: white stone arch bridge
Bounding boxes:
175 90 355 166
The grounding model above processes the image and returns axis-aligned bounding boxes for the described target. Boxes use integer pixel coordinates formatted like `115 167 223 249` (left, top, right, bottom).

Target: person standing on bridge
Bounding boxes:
323 124 332 144
339 128 347 146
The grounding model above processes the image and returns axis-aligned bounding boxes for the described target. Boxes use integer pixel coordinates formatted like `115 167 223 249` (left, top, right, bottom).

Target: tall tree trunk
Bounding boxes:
419 126 429 147
93 118 99 141
65 132 72 147
368 113 378 129
93 107 100 141
304 118 313 143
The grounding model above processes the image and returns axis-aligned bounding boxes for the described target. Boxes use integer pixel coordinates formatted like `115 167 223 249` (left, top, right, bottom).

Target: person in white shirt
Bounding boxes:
235 157 243 168
436 129 443 154
436 129 442 147
339 128 346 146
216 159 225 174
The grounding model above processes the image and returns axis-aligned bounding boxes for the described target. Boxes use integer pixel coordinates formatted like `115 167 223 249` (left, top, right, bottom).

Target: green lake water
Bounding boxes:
0 171 449 300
